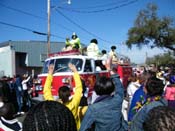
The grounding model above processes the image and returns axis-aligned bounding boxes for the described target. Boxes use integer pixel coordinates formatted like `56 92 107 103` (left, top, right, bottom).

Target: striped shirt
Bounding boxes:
0 117 22 131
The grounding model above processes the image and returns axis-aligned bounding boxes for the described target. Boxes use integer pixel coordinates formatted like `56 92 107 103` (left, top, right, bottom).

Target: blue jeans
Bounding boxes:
16 91 23 112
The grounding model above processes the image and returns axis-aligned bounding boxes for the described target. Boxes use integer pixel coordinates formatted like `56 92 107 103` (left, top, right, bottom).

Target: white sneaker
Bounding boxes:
17 112 21 115
20 111 25 115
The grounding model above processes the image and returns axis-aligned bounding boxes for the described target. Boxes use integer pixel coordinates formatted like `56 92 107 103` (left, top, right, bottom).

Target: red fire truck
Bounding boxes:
33 50 132 101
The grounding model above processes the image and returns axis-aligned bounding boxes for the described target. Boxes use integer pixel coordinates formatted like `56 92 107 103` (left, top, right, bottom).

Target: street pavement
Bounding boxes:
16 113 27 123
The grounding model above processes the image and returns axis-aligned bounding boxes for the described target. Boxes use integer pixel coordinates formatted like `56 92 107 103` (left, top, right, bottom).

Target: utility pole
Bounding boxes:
47 0 71 56
47 0 51 56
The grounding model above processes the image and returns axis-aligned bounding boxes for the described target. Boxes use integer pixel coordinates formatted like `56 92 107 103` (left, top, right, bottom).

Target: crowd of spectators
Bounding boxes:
0 57 175 131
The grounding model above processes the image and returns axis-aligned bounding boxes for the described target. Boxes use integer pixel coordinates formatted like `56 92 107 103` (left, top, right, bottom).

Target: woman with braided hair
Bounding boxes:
23 101 77 131
143 106 175 131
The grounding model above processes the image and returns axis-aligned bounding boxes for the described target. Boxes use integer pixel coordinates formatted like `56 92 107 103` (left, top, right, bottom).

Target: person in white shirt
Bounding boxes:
122 75 140 121
87 39 99 58
22 74 31 111
109 46 118 63
101 50 108 60
127 75 140 104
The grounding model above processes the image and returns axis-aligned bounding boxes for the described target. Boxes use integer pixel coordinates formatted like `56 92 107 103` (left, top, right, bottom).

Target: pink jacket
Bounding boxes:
165 86 175 100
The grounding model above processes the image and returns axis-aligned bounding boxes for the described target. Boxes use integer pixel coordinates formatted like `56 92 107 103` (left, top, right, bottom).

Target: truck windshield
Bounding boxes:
42 58 83 73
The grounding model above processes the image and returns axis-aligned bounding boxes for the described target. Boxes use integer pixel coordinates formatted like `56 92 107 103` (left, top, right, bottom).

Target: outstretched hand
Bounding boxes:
105 57 112 71
105 57 116 75
48 64 54 75
68 63 77 72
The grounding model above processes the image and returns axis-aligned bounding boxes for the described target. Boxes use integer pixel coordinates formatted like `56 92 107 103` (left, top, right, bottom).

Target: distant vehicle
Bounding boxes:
32 50 132 101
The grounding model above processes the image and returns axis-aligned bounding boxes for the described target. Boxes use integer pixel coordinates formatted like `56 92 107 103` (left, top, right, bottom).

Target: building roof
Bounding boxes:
0 40 65 67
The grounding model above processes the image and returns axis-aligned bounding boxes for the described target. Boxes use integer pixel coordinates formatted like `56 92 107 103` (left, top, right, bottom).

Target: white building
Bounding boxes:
0 40 65 77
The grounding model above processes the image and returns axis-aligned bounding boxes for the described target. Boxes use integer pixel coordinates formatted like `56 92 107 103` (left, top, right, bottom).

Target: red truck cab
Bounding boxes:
33 50 132 101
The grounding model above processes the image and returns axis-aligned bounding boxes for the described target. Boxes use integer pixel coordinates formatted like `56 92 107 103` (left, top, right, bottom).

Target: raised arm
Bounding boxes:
111 74 124 98
22 76 31 84
106 57 124 98
68 63 83 108
43 64 54 101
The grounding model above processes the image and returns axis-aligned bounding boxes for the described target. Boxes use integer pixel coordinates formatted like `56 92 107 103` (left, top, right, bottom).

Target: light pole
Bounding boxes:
47 0 51 56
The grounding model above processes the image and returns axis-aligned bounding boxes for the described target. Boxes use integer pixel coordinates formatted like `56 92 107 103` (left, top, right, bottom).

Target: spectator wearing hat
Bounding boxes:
87 39 100 58
109 46 118 63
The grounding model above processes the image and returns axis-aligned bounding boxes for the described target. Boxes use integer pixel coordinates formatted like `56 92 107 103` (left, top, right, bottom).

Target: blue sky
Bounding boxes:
0 0 174 64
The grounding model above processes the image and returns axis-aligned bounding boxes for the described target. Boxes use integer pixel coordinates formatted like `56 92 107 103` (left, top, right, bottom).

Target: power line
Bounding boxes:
0 3 74 33
53 0 130 10
0 21 65 39
55 9 115 45
0 21 33 32
0 2 119 45
0 2 93 43
0 2 117 48
55 0 138 14
0 3 46 20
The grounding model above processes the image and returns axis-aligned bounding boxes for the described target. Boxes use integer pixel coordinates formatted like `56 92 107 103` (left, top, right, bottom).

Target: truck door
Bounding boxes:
81 59 96 96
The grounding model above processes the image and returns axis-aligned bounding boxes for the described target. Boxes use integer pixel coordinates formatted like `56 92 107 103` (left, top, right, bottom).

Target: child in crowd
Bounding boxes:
43 63 84 130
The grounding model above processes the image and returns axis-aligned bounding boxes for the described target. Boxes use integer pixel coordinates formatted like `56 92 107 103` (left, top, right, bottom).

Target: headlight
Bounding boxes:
35 85 43 91
62 77 70 84
37 78 42 84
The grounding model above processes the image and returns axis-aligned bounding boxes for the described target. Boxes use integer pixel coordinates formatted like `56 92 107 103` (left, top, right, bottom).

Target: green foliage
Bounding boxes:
145 52 175 66
126 3 175 51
